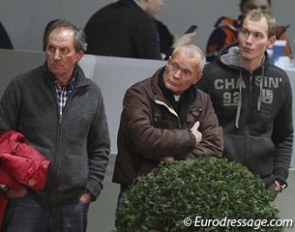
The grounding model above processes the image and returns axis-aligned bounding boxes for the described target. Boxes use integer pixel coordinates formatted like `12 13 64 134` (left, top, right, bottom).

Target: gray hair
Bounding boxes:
43 19 87 52
172 44 206 73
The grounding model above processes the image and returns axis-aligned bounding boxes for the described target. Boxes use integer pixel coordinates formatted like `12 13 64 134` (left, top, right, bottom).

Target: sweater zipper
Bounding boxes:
52 93 64 204
59 108 63 124
52 83 77 204
53 87 78 204
46 82 60 204
52 115 62 204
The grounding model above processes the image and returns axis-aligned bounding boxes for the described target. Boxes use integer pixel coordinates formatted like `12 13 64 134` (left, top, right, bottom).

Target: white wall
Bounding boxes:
0 0 294 53
1 49 295 168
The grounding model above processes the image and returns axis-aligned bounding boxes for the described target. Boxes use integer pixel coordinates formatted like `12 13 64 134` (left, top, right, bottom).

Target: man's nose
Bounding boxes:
53 50 61 59
245 34 254 43
173 69 181 78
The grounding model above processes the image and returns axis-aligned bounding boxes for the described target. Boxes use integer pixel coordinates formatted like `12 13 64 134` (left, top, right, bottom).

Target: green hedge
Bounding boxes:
116 157 283 232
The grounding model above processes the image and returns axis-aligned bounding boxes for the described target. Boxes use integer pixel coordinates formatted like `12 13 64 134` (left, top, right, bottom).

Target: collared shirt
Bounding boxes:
54 77 76 117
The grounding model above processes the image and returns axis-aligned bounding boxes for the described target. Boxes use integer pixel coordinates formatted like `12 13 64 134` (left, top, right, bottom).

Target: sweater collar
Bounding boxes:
156 67 197 125
44 63 88 87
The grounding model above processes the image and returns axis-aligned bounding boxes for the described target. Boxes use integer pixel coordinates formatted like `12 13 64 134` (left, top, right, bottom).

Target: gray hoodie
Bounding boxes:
198 43 293 188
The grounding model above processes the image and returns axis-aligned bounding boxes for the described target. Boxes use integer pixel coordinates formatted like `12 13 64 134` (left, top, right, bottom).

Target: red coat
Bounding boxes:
0 130 50 228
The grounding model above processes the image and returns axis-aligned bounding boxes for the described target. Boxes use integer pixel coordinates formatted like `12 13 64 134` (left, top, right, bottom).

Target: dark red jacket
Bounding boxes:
0 131 50 228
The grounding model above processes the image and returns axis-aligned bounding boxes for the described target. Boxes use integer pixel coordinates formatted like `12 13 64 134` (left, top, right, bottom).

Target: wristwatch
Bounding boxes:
277 180 287 192
280 183 287 192
0 184 9 193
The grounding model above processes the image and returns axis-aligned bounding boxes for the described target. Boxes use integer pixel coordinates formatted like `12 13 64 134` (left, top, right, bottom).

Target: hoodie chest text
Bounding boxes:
213 76 283 106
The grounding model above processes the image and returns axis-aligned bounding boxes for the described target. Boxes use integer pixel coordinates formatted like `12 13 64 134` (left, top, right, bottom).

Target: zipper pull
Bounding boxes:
59 111 62 124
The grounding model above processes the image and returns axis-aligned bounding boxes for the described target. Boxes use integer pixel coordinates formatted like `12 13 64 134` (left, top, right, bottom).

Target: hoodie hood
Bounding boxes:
216 42 270 70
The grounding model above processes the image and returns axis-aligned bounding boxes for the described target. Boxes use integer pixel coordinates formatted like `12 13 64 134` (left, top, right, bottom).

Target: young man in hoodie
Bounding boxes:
206 0 293 62
198 9 293 199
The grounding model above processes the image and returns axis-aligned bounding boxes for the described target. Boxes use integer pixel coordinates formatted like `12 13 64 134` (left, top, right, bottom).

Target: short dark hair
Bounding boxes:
240 0 271 7
43 19 87 52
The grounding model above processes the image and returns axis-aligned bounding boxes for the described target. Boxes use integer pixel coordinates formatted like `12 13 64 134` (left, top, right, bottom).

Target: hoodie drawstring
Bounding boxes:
257 66 264 111
235 72 243 129
235 67 265 129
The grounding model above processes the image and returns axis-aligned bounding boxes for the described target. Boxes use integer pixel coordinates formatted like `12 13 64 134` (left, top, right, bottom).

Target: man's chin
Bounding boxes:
48 67 63 74
240 53 253 61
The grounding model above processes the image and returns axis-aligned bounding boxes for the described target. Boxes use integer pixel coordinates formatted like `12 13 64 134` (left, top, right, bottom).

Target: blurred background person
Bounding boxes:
84 0 196 60
156 20 197 59
0 22 13 49
206 0 293 63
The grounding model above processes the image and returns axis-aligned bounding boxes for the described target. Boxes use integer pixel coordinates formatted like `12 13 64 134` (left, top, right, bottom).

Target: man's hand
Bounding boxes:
172 32 197 48
274 180 286 192
6 187 27 198
190 121 202 144
79 191 93 204
162 156 175 164
267 180 285 200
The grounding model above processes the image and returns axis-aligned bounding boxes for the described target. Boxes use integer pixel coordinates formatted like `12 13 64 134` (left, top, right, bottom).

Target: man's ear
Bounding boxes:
75 50 84 63
193 73 202 84
267 36 276 49
166 56 172 67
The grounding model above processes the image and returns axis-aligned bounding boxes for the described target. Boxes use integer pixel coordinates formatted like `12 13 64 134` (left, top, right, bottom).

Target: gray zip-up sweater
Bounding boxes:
0 64 110 206
198 44 293 188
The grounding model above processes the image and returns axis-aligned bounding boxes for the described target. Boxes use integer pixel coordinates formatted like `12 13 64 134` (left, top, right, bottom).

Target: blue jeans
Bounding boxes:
115 186 129 217
2 192 89 232
115 186 129 228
